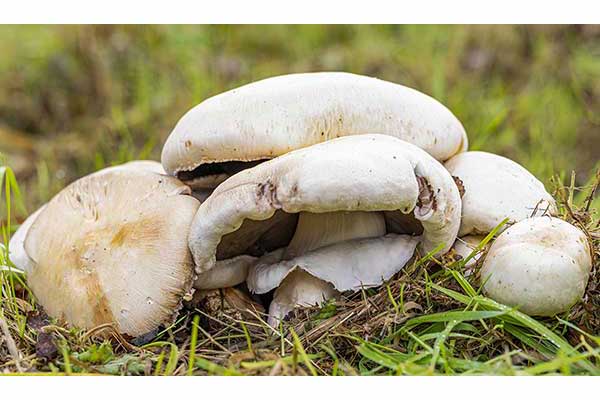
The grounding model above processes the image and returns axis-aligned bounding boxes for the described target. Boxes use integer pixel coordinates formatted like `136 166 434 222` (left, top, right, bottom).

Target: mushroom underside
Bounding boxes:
176 159 269 190
214 209 425 264
198 208 424 324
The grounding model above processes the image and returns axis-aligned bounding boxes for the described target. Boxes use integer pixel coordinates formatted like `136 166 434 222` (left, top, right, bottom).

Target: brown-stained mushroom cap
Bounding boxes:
23 165 200 337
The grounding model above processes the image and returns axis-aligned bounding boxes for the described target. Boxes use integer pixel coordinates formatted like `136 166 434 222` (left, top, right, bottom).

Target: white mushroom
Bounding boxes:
480 217 593 316
162 72 468 189
189 135 462 324
444 151 556 236
23 164 200 337
268 269 338 327
194 255 257 290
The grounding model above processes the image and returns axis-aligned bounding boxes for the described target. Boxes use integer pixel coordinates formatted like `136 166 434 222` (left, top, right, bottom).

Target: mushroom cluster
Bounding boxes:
7 72 594 336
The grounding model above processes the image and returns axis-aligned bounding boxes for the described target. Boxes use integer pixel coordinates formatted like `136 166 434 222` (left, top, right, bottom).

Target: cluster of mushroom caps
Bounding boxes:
8 72 594 338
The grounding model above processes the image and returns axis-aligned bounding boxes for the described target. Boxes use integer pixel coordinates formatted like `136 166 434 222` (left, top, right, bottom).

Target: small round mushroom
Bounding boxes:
189 135 462 324
162 72 468 190
444 151 556 236
480 217 593 316
23 164 200 337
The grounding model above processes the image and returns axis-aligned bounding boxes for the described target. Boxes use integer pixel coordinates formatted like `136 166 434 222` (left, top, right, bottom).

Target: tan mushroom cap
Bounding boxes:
24 166 200 337
161 72 468 182
8 161 166 275
480 217 592 316
444 151 556 236
190 134 462 278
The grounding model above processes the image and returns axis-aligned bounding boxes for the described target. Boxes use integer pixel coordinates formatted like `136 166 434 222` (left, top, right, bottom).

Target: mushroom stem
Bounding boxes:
283 211 386 259
195 255 257 290
261 211 386 324
268 269 339 327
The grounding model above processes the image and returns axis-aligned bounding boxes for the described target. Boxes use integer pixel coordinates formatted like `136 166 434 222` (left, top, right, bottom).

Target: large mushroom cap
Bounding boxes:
190 134 461 278
23 166 200 337
480 217 592 316
162 72 468 187
444 151 556 236
8 160 166 275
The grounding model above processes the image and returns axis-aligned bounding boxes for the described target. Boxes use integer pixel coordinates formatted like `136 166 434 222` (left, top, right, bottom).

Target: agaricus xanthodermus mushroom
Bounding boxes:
22 162 199 337
480 217 593 316
189 135 462 325
161 72 468 191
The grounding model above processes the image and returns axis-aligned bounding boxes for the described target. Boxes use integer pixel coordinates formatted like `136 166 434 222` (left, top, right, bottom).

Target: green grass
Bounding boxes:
0 25 599 375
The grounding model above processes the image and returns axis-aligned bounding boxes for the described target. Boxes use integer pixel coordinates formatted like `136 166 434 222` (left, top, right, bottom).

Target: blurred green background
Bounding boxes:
1 25 599 217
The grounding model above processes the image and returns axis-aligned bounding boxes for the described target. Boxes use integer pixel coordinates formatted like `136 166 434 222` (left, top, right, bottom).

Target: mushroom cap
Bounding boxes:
444 151 556 236
161 72 468 176
248 234 419 294
24 167 200 336
8 205 46 274
480 217 592 316
189 134 462 275
109 160 166 175
7 160 165 275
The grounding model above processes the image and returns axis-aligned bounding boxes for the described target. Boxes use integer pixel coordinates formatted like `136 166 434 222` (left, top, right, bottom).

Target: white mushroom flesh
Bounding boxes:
190 135 461 276
283 211 386 259
480 217 592 316
194 255 257 290
248 234 419 294
268 269 339 327
250 212 414 324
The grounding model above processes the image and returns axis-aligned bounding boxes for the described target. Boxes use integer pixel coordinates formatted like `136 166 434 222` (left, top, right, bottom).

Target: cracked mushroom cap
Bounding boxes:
23 165 200 337
480 217 593 316
161 72 468 189
444 151 556 236
190 134 461 284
